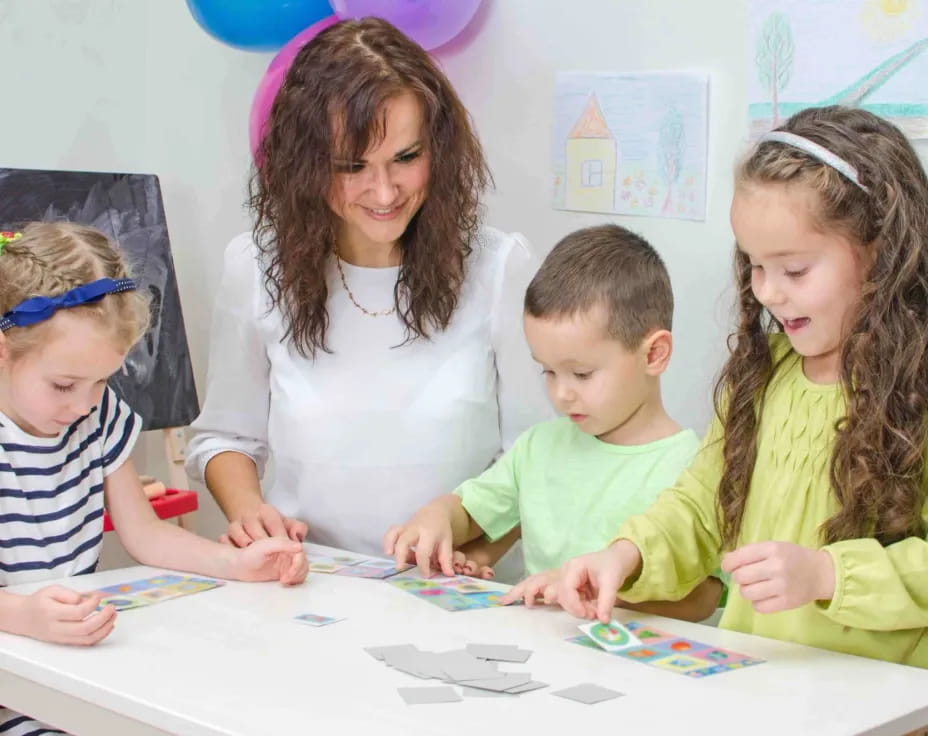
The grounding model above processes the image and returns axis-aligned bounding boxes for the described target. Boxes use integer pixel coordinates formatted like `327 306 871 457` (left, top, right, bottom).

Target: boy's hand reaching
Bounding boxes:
722 541 835 613
500 569 559 606
452 550 495 580
7 586 116 646
558 540 642 622
383 506 455 577
231 537 308 585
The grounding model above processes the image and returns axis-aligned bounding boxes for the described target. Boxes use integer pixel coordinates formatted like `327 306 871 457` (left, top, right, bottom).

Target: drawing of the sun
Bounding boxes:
862 0 922 42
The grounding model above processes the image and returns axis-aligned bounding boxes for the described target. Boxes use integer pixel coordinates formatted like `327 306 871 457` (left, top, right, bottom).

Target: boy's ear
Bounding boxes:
642 329 672 375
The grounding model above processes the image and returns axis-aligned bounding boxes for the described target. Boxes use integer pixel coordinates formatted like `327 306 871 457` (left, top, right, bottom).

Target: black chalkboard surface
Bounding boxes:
0 168 199 431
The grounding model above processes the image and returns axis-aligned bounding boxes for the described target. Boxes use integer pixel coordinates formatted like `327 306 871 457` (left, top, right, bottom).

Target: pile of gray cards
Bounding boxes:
365 642 623 705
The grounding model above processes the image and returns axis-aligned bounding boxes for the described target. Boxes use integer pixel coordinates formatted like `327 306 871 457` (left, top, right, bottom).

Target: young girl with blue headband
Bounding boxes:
0 223 308 734
516 106 928 669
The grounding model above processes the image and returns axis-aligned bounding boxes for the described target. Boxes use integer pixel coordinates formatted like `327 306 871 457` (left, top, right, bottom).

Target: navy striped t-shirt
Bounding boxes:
0 385 139 735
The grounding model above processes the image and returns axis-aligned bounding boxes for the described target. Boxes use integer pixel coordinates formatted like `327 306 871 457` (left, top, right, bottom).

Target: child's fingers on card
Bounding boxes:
596 586 621 623
390 532 413 569
415 534 437 576
543 582 559 605
437 536 454 577
382 524 401 555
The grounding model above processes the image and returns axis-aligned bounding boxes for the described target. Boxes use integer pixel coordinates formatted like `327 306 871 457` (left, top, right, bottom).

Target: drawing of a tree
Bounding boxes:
659 107 685 215
756 11 794 126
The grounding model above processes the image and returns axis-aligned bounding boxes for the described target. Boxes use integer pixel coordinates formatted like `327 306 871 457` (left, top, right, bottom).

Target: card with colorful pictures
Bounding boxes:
386 574 516 612
578 620 642 652
566 620 765 679
307 553 367 573
335 563 409 579
93 574 224 611
293 613 344 627
441 578 494 594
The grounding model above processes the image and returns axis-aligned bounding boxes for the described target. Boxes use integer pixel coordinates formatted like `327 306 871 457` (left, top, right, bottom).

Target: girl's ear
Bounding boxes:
642 329 673 376
0 331 9 365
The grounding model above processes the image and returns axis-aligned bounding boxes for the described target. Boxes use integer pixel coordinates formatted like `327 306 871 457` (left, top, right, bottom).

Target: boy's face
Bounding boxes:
524 304 653 444
0 313 127 437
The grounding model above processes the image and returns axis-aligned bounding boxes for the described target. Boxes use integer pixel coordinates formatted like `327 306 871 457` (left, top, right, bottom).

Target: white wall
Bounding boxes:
2 1 916 564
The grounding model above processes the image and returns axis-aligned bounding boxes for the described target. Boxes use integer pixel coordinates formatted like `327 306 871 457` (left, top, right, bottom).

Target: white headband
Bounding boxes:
757 130 869 193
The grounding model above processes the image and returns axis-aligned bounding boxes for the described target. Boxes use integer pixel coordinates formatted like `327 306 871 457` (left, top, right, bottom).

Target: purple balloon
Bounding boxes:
250 14 339 159
329 0 482 51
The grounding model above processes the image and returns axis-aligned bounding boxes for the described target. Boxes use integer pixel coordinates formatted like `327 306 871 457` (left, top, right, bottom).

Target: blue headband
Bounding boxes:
0 278 137 331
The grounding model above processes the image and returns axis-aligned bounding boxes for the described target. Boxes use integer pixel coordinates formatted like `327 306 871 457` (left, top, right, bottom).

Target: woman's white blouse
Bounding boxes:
185 227 552 555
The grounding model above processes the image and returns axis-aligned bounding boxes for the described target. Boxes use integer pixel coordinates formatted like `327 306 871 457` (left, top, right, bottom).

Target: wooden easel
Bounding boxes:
162 426 192 530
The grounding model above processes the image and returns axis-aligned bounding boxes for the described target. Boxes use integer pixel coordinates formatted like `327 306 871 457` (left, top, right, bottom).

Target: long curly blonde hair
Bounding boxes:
716 106 928 548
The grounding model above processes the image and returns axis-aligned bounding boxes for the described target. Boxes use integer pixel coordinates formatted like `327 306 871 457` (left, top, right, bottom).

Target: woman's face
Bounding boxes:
328 92 431 256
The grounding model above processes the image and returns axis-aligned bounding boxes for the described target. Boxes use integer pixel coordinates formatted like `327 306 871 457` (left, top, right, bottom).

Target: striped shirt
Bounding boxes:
0 385 140 735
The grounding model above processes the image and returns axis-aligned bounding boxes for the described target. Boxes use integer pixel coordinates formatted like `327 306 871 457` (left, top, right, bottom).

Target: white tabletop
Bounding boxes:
0 544 926 736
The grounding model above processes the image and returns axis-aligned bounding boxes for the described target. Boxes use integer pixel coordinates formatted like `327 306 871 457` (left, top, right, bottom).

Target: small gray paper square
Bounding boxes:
397 686 463 705
552 683 624 705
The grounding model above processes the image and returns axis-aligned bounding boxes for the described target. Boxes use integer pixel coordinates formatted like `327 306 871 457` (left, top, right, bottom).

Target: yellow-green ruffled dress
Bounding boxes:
618 334 928 667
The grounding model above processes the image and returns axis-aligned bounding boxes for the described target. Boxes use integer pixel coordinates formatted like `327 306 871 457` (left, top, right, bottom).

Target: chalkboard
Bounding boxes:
0 168 199 431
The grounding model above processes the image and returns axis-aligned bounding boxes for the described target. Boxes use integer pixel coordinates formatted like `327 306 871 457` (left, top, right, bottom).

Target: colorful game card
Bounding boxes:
293 613 344 627
93 574 224 611
307 553 365 573
578 620 642 652
442 578 492 594
566 620 765 679
335 563 409 579
386 573 518 612
307 552 410 578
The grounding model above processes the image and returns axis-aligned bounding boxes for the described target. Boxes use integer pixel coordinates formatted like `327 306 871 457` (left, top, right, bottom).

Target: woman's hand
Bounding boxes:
219 503 308 548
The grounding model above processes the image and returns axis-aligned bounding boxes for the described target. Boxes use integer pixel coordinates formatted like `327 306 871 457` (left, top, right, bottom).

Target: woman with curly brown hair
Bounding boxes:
185 18 549 557
542 106 928 668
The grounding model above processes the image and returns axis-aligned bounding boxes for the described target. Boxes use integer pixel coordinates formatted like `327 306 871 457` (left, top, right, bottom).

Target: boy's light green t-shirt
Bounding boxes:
453 417 700 575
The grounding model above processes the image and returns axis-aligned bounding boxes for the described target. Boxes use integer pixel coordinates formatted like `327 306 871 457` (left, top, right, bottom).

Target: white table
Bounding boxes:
1 544 927 736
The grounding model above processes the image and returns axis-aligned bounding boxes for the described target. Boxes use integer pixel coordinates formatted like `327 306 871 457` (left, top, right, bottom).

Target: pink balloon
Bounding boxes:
268 13 339 74
249 14 339 159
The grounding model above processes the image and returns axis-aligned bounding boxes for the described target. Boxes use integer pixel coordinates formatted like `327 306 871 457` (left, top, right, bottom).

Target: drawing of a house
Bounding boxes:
565 93 618 212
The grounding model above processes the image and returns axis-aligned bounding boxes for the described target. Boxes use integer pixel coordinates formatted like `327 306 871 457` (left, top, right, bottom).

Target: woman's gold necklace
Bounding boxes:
334 249 397 318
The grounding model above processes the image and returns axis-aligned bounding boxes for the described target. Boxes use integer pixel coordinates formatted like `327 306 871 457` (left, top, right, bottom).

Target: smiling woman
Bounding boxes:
185 17 551 556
